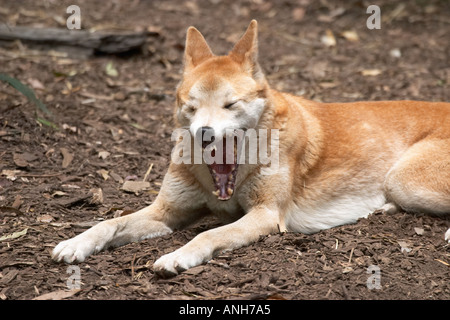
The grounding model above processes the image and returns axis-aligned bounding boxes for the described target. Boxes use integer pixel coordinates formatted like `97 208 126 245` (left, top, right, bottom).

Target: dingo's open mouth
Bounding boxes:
202 131 244 200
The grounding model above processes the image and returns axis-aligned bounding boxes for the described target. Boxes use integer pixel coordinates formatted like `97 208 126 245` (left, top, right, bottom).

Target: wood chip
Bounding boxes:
0 269 19 284
33 289 81 300
37 214 54 223
13 153 28 168
89 188 103 205
12 195 23 209
60 147 74 168
121 181 150 193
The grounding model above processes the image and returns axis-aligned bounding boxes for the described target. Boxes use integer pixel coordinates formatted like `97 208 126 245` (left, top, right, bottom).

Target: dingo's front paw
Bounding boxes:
52 236 98 264
153 249 209 278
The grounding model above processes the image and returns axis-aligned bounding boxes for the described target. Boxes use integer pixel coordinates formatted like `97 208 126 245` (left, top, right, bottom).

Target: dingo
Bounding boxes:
53 21 450 277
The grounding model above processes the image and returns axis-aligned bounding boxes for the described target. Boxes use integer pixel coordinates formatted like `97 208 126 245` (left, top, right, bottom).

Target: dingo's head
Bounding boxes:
175 20 270 200
176 20 268 136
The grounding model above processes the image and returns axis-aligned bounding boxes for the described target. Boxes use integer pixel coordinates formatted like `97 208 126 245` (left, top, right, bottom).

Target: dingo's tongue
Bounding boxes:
210 163 236 200
206 137 239 201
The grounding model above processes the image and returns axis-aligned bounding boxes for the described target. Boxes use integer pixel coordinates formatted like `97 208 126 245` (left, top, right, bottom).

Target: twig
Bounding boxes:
143 163 153 182
16 172 63 177
131 253 137 280
341 283 350 300
434 259 449 267
348 247 354 264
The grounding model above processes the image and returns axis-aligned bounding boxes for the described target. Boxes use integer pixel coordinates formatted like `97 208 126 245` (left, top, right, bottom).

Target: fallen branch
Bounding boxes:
0 25 153 55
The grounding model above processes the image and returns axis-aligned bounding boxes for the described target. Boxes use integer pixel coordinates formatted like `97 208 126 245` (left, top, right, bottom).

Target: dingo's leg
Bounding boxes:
384 139 450 242
52 202 171 263
153 206 280 277
52 166 208 263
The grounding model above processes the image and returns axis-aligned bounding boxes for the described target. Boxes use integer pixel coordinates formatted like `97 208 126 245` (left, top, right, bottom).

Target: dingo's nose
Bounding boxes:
198 126 215 148
201 126 215 139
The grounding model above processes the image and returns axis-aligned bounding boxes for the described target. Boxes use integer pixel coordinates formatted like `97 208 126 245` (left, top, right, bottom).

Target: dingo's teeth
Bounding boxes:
212 190 220 196
227 187 233 196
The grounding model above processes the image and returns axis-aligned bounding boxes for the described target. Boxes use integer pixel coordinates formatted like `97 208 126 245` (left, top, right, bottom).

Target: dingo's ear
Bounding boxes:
184 27 214 73
229 20 263 81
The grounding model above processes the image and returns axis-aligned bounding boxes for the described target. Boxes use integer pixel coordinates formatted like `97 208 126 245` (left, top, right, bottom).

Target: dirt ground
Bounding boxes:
0 0 449 301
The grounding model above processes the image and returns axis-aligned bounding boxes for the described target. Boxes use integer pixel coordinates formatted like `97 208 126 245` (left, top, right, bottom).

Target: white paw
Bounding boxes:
153 248 209 278
52 235 99 264
379 202 399 215
445 228 450 243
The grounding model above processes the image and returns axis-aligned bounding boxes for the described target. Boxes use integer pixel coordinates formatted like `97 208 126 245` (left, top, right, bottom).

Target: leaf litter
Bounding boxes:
0 0 449 301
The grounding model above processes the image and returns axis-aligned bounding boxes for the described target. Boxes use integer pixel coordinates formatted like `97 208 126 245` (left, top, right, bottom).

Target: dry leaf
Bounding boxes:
321 29 336 47
398 241 412 253
1 169 21 181
33 289 80 300
105 61 118 77
0 228 28 241
13 153 29 168
37 214 54 223
52 190 67 197
61 81 80 95
60 148 74 168
61 184 80 189
361 69 382 76
97 169 109 180
121 180 150 193
109 171 123 183
342 266 353 274
98 151 110 159
89 188 103 205
319 81 338 88
341 30 359 42
12 195 22 209
390 48 401 58
183 265 207 276
62 123 77 132
27 78 45 90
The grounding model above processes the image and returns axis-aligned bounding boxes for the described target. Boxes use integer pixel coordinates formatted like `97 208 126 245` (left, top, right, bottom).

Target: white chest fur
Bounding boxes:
284 192 387 234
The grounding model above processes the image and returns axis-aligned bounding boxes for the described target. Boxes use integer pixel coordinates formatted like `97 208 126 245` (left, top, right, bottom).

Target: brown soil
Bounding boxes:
0 0 449 301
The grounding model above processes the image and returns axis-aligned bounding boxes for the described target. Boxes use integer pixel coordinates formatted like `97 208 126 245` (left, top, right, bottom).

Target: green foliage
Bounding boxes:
0 73 51 116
